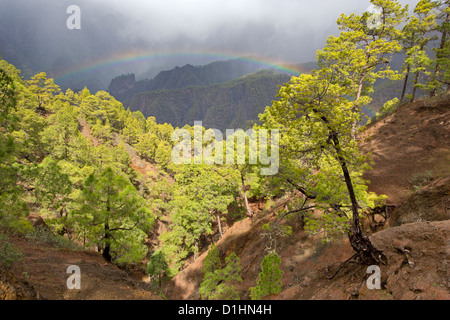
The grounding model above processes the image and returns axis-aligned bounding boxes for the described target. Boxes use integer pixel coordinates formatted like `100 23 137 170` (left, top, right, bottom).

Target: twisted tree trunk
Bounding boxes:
331 133 384 264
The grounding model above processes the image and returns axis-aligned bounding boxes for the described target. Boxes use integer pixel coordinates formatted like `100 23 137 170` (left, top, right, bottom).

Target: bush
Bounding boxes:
199 244 242 300
409 170 433 191
5 218 34 235
375 98 400 120
25 227 80 250
249 251 283 300
0 234 24 269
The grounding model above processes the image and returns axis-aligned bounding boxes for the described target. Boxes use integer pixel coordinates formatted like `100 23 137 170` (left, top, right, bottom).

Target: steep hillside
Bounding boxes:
164 207 449 300
361 93 450 206
108 59 303 102
109 59 269 100
125 70 292 130
0 233 159 300
164 94 450 300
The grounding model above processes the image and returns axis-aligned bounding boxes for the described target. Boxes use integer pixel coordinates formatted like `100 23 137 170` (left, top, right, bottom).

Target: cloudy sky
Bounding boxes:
0 0 420 90
89 0 420 60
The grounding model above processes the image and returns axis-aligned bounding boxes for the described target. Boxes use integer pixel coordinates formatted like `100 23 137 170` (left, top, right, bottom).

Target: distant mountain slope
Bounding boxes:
107 59 308 130
125 70 293 130
108 59 296 101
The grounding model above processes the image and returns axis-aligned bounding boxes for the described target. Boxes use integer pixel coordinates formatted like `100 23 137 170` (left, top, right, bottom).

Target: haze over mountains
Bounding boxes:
0 0 419 93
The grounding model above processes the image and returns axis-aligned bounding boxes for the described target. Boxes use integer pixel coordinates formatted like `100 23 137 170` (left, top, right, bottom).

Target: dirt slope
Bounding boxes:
0 234 159 300
361 94 450 206
164 205 449 300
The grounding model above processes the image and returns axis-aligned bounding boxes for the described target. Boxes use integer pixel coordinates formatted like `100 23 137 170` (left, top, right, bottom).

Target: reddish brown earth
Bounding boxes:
361 93 450 206
0 234 159 300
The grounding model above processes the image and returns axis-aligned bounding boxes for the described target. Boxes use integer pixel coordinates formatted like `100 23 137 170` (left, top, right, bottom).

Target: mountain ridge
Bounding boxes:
108 60 308 130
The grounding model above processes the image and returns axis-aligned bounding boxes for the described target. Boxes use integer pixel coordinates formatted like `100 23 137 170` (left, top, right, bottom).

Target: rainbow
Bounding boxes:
53 49 304 83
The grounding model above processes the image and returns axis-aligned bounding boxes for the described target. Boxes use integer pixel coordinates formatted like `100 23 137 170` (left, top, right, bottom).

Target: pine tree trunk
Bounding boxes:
241 172 253 218
351 74 365 138
103 222 112 262
331 135 383 264
400 65 410 104
194 241 199 261
411 72 419 102
217 213 223 238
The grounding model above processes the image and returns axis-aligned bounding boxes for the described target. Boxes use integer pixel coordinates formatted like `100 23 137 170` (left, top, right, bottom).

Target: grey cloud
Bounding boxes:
0 0 421 91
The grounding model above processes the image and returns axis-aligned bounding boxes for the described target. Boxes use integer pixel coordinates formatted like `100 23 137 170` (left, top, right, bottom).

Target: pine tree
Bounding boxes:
428 0 450 95
158 163 240 275
249 251 283 300
147 250 170 288
200 247 242 300
76 167 153 263
0 62 26 228
260 68 386 263
318 0 407 106
400 0 440 102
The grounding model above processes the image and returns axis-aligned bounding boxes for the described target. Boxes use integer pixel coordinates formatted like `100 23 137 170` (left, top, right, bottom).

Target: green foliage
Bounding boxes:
75 167 153 263
249 251 283 300
376 97 400 119
409 170 434 190
0 234 24 269
318 0 407 104
0 61 29 228
201 243 221 275
0 0 447 278
159 164 240 274
199 246 242 300
25 72 61 113
3 218 34 235
147 250 170 288
25 226 80 250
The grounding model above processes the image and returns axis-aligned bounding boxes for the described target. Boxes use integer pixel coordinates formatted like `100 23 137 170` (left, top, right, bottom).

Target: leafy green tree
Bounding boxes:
0 62 28 228
200 245 242 300
76 167 153 263
428 0 450 96
135 131 160 163
401 0 440 102
92 91 126 131
122 110 146 144
155 141 172 170
318 0 407 105
33 157 72 217
260 69 385 263
224 129 260 218
156 123 174 144
249 251 283 300
159 164 238 275
25 72 60 114
40 103 79 160
147 250 170 288
201 243 221 275
11 105 48 162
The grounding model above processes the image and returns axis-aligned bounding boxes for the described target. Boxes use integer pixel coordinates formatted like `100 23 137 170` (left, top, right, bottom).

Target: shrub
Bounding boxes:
199 245 242 300
409 170 433 191
0 234 24 269
249 251 283 300
25 226 80 250
375 98 400 120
